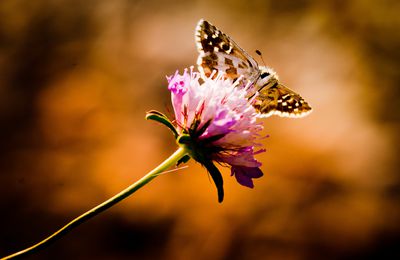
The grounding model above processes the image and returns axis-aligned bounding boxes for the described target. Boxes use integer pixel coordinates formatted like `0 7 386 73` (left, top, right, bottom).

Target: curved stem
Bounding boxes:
1 147 188 260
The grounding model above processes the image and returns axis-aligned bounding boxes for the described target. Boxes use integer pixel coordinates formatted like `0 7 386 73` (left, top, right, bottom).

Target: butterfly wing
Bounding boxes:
195 19 260 84
253 81 312 118
195 19 312 118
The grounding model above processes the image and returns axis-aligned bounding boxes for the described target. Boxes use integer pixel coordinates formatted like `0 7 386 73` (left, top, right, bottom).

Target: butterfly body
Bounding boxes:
195 19 312 118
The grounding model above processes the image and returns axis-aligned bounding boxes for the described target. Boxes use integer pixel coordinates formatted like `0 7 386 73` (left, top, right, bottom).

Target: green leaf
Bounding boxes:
145 110 178 138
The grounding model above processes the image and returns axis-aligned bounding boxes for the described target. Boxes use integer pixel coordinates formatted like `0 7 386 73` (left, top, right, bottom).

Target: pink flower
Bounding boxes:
167 68 266 201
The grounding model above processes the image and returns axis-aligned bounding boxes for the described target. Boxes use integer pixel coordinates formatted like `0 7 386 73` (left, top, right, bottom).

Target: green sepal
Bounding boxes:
145 110 178 138
176 134 191 145
177 155 191 166
202 160 224 203
192 119 211 138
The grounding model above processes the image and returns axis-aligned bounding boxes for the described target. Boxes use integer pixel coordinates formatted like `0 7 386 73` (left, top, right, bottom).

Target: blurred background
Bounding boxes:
1 0 399 259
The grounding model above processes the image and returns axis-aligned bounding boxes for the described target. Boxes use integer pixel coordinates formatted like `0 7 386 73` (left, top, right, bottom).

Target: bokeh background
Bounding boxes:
1 0 399 259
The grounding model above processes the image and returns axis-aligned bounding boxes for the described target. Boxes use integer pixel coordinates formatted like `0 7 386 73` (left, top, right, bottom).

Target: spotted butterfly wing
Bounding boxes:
195 19 312 118
195 19 260 85
252 77 312 118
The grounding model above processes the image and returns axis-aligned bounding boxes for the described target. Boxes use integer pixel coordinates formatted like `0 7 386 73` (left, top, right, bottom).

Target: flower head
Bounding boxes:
166 67 266 202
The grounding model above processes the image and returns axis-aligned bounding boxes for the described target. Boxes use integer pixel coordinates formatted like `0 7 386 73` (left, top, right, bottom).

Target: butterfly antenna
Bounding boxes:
255 50 266 66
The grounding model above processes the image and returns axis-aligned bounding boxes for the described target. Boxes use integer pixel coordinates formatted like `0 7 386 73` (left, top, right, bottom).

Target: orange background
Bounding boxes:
1 0 399 259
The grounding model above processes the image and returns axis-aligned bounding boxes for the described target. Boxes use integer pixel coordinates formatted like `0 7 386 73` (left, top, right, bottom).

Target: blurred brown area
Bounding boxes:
1 0 399 259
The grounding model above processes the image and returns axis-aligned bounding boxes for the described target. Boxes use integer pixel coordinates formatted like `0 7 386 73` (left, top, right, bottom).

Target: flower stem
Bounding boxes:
1 147 188 260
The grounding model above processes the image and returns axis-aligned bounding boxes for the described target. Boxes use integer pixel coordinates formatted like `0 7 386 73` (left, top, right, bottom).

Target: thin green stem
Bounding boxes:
1 147 188 260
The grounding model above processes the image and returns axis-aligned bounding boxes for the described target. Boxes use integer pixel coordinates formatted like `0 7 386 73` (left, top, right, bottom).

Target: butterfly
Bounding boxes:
195 19 312 118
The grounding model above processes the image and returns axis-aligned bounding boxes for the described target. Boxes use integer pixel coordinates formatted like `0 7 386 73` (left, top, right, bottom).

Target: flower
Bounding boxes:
167 67 266 202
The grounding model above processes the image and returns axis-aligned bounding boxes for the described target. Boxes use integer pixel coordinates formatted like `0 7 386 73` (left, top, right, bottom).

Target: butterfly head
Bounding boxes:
258 66 279 85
